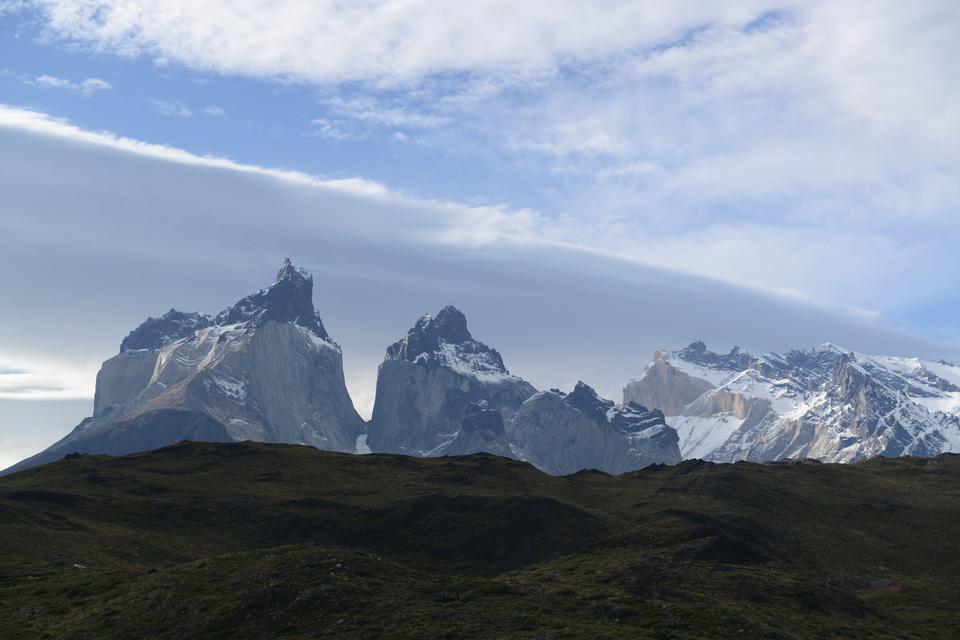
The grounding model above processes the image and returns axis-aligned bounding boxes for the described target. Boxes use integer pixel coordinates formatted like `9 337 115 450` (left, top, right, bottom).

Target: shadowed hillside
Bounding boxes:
1 442 958 639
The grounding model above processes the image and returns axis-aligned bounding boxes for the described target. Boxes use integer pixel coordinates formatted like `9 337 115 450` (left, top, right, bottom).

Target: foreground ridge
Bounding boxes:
1 441 958 639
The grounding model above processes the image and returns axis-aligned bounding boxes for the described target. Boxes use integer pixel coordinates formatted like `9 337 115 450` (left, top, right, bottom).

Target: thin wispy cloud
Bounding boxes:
17 1 768 85
0 105 390 197
148 98 192 118
0 367 28 375
307 117 352 141
0 358 95 400
322 96 448 130
25 74 112 95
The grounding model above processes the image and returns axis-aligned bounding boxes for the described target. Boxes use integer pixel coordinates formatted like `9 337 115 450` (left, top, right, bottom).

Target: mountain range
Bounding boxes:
624 341 960 463
5 260 959 474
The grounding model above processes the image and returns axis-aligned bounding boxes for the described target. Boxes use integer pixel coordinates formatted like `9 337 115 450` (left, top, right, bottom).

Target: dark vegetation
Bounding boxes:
1 441 958 638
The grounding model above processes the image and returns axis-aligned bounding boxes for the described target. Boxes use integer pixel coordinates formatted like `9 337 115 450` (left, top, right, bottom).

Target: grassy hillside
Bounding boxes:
1 441 958 639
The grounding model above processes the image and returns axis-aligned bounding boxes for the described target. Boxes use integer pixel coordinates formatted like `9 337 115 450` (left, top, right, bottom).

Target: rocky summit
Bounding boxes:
624 341 960 463
4 259 364 474
367 305 538 456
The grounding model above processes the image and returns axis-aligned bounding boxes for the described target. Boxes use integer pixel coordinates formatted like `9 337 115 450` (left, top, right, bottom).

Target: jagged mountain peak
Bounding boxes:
564 381 614 422
408 305 471 343
120 309 212 353
683 340 708 354
276 256 312 283
560 381 668 435
214 258 329 339
370 306 536 457
675 341 754 372
430 305 471 343
384 306 510 380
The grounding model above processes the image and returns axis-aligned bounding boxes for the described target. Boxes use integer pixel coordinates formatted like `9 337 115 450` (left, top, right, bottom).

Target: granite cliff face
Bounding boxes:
444 400 513 458
6 259 364 474
367 306 537 456
624 342 960 463
94 310 212 414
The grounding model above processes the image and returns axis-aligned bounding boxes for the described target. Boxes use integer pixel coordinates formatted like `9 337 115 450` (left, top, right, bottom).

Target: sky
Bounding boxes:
1 1 958 469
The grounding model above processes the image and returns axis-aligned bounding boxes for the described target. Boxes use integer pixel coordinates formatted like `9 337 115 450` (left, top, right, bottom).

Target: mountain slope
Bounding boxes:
4 260 364 474
1 442 959 639
625 341 960 462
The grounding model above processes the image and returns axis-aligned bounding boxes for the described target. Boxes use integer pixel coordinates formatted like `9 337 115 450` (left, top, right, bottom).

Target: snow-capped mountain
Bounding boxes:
367 305 537 456
509 382 681 475
624 341 960 463
5 259 365 474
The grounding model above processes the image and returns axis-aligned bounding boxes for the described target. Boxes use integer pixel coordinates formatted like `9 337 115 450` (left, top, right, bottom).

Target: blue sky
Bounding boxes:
0 7 558 212
0 1 958 467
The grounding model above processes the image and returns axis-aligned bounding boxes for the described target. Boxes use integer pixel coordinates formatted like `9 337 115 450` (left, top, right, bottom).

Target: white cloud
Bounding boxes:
15 1 956 147
148 98 192 117
322 96 448 129
8 2 960 322
202 105 226 117
21 1 770 84
26 73 112 95
0 0 28 15
3 101 957 324
0 104 391 197
308 117 352 141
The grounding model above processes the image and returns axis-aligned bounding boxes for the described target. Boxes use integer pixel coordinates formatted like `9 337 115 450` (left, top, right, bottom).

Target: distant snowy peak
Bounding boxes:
626 340 960 463
120 309 212 352
214 257 331 341
385 305 513 381
664 341 960 410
